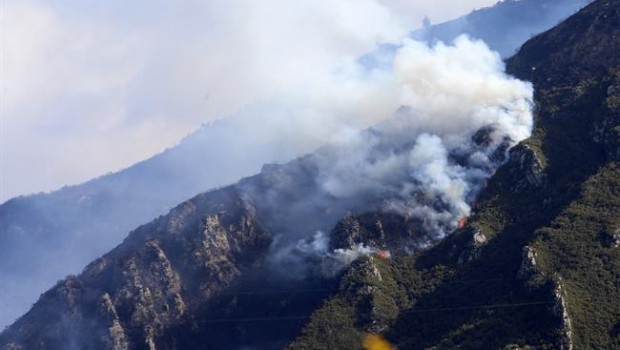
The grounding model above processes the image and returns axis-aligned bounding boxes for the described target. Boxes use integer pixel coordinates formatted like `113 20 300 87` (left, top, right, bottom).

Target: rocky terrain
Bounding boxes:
0 0 593 331
292 0 620 348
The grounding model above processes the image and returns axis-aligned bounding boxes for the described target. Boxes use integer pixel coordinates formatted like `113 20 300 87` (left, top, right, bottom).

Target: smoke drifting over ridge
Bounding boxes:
0 0 499 202
0 34 531 334
237 35 533 277
319 36 532 226
0 33 531 330
0 33 533 336
191 35 532 183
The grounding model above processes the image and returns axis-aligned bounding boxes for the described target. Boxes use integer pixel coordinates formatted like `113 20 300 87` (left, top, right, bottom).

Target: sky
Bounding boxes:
0 0 499 203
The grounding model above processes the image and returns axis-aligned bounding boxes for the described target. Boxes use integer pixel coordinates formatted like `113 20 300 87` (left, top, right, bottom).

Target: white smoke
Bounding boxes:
0 34 531 332
314 35 533 238
0 2 531 331
256 35 532 278
271 231 379 278
0 0 409 202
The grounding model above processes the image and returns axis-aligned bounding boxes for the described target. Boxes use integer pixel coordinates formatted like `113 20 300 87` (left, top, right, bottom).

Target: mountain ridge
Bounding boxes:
291 1 620 348
0 0 591 330
412 0 592 57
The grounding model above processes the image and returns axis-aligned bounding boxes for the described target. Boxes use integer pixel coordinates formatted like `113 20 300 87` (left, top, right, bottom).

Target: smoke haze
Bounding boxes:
229 36 532 279
0 0 540 331
0 0 499 202
0 33 532 329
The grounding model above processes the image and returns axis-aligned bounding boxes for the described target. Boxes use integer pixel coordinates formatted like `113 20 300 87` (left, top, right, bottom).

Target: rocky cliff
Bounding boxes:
0 0 593 332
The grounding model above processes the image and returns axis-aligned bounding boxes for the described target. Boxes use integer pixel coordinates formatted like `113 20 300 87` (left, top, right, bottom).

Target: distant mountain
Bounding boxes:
0 0 596 333
412 0 592 57
0 86 526 347
0 120 272 329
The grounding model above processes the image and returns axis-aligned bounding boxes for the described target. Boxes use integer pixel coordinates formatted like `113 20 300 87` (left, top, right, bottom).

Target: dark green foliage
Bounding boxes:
287 298 363 350
533 163 620 349
289 1 620 349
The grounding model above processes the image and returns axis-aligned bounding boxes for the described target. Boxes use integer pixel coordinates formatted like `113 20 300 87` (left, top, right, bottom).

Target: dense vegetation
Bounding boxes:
289 0 620 348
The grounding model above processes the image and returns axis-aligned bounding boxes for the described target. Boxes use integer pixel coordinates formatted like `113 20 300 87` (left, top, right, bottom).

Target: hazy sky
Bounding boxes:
0 0 498 202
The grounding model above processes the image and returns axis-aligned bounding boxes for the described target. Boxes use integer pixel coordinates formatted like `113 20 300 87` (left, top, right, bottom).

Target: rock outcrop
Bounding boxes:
552 279 574 350
0 189 271 350
517 246 539 279
510 144 546 190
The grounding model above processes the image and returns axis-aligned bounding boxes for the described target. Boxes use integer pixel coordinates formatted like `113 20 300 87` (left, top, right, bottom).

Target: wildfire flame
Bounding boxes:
377 250 391 259
459 217 467 230
363 333 394 350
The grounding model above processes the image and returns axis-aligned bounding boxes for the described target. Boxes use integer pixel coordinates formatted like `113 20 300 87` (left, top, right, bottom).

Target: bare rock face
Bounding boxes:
510 144 546 190
339 257 398 335
517 246 538 279
455 229 488 264
98 293 129 350
0 189 271 350
552 279 574 350
473 230 488 247
329 212 438 255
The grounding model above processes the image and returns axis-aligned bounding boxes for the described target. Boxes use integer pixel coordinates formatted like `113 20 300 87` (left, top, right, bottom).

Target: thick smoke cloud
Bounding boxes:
0 0 496 202
0 1 526 330
254 36 533 278
318 37 531 232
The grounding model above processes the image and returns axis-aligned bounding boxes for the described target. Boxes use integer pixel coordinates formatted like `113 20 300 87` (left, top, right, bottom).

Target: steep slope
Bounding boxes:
291 0 620 349
0 158 334 350
0 147 443 349
0 0 589 330
0 122 268 329
0 186 273 349
0 40 536 349
412 0 591 57
0 104 525 349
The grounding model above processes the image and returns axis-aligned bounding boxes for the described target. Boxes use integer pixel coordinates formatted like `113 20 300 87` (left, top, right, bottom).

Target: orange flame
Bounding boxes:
363 333 394 350
459 217 467 229
377 250 391 259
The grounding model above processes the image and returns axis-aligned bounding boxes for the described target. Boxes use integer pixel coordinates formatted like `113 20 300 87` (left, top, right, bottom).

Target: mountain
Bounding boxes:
0 85 527 348
291 0 620 348
1 0 619 349
0 0 592 330
412 0 592 57
0 122 265 329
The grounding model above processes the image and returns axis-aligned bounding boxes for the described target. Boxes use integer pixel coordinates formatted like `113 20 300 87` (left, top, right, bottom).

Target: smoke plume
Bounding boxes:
318 36 532 234
0 30 532 331
245 35 533 277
